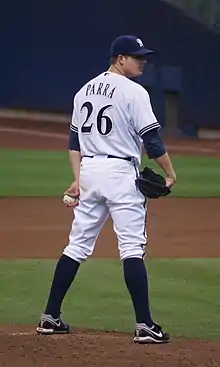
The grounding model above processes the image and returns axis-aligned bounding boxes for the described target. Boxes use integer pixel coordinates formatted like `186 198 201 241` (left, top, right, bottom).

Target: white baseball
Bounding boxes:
63 194 76 205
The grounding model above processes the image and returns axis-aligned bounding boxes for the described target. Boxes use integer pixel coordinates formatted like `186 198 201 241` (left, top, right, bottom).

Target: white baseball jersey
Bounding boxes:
65 71 159 263
70 71 160 165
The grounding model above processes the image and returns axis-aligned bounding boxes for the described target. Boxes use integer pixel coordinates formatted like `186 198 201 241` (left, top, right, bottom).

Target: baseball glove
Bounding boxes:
135 167 171 199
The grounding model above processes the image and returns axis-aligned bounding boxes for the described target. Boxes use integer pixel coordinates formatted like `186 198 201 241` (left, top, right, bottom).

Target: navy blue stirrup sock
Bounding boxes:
45 254 80 318
123 257 153 326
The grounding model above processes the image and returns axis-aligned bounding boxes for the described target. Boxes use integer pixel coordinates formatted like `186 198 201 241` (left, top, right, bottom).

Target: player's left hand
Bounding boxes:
165 177 176 189
135 167 171 199
64 181 80 208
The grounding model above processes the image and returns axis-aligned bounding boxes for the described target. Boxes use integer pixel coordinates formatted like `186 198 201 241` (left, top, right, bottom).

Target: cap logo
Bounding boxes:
136 38 144 48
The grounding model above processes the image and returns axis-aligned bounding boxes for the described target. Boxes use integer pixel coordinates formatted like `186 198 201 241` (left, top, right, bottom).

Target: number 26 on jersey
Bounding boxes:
81 101 113 136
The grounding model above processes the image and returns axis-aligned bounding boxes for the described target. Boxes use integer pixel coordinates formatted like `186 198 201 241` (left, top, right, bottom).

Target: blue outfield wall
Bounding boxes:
1 0 220 133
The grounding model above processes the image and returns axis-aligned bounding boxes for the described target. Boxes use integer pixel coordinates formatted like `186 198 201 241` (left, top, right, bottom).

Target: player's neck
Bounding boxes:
108 65 126 77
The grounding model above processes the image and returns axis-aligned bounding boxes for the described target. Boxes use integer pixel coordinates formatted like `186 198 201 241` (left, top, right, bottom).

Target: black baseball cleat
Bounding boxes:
36 314 70 335
133 323 170 344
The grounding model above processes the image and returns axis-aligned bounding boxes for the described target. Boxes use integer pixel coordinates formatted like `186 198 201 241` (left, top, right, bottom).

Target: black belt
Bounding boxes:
83 155 132 161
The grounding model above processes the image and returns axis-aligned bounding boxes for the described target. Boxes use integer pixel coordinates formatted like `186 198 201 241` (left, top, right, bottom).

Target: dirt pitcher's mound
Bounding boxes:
0 327 219 367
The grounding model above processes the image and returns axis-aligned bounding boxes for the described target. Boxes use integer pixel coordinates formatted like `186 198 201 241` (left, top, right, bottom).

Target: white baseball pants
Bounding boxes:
63 156 147 262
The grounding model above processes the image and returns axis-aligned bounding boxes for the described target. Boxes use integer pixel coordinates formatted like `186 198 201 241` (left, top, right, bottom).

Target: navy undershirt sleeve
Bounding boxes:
68 130 80 151
142 128 166 159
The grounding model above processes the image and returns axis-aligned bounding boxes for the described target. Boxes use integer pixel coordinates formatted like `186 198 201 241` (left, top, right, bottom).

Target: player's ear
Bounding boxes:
118 55 125 65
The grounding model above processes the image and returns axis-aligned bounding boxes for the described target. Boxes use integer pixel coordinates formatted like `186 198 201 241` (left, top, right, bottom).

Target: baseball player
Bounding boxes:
36 35 176 344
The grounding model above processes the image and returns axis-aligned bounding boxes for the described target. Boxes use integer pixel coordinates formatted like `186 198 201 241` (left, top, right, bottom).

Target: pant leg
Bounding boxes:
109 201 147 260
104 162 147 261
63 164 109 262
64 199 109 262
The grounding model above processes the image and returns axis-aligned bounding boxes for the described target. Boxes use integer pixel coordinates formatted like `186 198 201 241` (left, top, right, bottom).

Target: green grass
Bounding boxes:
0 258 219 339
0 149 71 196
146 155 220 197
0 148 220 197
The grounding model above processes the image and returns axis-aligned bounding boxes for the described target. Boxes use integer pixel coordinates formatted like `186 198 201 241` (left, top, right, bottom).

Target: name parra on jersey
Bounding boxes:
70 71 160 164
85 82 116 99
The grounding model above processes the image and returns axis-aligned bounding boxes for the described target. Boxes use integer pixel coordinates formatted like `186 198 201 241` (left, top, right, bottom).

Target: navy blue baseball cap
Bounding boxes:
110 35 154 57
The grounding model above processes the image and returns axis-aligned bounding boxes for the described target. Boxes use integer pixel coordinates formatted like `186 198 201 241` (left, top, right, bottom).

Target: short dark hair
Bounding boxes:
110 56 118 65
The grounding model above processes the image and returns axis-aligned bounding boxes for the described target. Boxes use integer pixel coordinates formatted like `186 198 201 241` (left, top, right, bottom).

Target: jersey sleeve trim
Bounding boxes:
70 124 78 133
138 122 160 137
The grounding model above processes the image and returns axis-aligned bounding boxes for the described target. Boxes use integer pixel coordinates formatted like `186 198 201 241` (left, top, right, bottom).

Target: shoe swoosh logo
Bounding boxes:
142 327 163 338
151 330 163 337
55 321 61 327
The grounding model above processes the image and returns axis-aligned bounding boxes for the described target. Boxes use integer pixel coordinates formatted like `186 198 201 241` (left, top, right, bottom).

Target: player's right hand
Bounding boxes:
64 181 80 208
